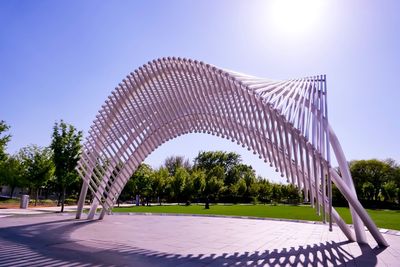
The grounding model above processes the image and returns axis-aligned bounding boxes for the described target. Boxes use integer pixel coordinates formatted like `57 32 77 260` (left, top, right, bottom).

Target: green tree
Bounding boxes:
171 167 189 203
225 182 240 203
382 181 397 202
191 169 206 201
284 184 301 204
384 158 398 169
242 165 256 201
50 121 83 212
119 177 135 203
236 178 247 199
194 151 241 181
361 182 375 201
0 155 26 197
164 156 191 176
131 163 153 205
249 182 260 203
332 183 347 206
395 167 400 204
227 163 254 186
0 120 11 163
19 145 54 206
182 173 195 204
257 178 272 204
203 165 225 208
194 151 258 203
350 159 392 202
271 184 282 203
151 167 169 205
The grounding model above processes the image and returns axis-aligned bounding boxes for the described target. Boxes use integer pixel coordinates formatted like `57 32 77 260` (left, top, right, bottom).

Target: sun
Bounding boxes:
269 0 325 36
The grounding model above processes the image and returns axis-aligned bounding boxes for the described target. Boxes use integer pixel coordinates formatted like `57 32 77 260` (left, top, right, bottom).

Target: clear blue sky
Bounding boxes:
1 1 399 183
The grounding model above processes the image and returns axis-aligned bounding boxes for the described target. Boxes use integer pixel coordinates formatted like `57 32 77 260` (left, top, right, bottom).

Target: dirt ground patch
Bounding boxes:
0 202 57 209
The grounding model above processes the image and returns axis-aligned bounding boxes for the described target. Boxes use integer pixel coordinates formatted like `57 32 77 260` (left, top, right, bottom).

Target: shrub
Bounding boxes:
64 198 77 205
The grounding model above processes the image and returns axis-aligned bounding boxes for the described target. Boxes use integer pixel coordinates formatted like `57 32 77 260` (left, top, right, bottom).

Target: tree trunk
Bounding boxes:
61 187 66 212
205 196 210 209
35 188 39 206
135 194 140 206
44 188 49 199
10 186 15 198
374 189 380 202
57 191 61 206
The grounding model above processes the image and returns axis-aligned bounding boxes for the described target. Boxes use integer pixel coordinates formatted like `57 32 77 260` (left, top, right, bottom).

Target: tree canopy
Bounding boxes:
50 120 83 212
0 118 398 211
331 158 400 208
0 120 11 162
119 151 304 208
18 145 54 205
0 155 26 197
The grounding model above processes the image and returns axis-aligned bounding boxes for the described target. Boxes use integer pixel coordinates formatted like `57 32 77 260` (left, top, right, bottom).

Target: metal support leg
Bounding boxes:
330 169 388 247
76 181 89 219
87 199 99 220
329 125 368 244
331 208 355 241
99 206 107 220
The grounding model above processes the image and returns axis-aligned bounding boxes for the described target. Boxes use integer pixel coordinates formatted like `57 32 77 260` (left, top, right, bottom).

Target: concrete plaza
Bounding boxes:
0 214 399 266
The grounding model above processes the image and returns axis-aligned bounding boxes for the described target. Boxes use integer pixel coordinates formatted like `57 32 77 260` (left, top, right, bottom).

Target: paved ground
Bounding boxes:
0 205 93 217
0 206 75 217
0 214 399 266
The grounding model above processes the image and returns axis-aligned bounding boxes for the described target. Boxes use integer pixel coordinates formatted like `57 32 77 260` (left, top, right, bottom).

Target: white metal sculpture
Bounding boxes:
75 57 388 247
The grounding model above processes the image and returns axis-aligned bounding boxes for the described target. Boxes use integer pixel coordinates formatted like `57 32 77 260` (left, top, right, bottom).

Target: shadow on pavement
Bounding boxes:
0 216 385 266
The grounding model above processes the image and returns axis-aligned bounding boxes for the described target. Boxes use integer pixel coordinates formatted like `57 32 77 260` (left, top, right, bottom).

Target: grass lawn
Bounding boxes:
112 204 400 230
335 207 400 231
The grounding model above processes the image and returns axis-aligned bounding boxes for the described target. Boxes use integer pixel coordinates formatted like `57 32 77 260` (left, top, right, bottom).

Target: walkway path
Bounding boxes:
0 205 85 217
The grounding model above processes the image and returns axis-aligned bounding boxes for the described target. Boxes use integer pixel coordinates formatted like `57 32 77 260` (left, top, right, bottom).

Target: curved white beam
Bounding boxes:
75 57 388 247
329 125 367 244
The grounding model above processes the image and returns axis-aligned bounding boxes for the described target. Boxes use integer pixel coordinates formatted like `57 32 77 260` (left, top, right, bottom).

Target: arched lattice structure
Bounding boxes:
76 57 388 247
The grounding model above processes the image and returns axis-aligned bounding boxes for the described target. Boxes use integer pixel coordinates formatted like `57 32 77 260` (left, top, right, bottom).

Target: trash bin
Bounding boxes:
20 195 29 209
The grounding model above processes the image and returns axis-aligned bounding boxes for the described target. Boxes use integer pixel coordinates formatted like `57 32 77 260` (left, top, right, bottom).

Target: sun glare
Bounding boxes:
269 0 325 36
